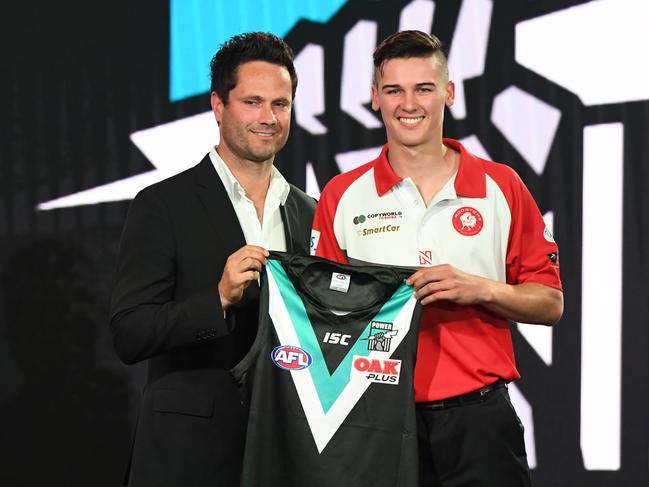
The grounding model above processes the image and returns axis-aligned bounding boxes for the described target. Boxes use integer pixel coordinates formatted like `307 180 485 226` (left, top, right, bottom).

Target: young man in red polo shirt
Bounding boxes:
311 30 563 486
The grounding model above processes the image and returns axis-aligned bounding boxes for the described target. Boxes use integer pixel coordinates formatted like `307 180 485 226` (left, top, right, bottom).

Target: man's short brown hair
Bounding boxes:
373 30 448 84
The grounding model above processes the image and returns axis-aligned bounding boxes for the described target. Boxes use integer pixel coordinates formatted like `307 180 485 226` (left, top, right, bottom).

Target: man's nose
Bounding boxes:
259 103 277 124
401 91 417 111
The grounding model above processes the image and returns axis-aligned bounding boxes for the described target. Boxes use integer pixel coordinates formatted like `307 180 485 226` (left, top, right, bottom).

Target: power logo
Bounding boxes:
350 355 401 385
271 345 313 371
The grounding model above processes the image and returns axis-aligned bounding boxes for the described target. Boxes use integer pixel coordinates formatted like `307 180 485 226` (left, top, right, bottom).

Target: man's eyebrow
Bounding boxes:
381 82 437 90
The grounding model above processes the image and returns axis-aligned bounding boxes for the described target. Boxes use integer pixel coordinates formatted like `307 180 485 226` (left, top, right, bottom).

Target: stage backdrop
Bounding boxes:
1 0 648 485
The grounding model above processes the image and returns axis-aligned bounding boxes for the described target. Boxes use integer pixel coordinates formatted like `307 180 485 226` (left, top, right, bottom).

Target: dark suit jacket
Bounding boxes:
110 155 315 486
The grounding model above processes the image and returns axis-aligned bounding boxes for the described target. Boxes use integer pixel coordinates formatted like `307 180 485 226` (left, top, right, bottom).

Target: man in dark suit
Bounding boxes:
110 32 315 486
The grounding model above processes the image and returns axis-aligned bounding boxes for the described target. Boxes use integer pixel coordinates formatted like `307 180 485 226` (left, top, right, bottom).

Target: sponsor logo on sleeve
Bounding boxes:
310 230 320 255
544 227 556 243
271 345 313 371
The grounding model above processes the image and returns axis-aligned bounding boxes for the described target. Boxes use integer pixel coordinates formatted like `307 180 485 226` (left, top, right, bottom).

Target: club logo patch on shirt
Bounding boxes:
271 345 313 371
364 321 397 352
452 207 484 236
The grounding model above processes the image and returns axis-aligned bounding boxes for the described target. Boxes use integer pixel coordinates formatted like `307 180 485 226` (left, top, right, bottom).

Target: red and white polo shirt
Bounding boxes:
311 138 562 402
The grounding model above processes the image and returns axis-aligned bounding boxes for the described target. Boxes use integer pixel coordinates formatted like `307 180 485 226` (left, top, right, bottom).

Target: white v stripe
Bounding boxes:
266 267 417 453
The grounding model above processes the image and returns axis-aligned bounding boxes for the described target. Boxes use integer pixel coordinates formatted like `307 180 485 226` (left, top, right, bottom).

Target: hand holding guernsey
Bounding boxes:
311 30 563 487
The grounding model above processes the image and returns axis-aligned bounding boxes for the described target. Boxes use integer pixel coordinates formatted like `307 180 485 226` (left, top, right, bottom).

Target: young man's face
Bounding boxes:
211 61 292 165
371 55 454 150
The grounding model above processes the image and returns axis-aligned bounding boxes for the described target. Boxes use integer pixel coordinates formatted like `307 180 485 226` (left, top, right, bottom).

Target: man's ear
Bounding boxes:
371 84 380 111
211 91 224 123
445 81 455 108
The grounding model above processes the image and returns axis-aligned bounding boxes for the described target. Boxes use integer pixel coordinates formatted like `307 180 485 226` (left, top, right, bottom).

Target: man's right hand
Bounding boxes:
218 245 269 311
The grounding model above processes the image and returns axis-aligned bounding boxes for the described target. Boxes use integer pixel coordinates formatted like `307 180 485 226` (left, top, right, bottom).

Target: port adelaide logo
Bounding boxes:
364 321 398 352
271 345 313 371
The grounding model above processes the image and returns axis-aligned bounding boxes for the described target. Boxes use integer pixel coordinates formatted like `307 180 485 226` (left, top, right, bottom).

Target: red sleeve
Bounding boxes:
488 164 562 291
311 180 349 264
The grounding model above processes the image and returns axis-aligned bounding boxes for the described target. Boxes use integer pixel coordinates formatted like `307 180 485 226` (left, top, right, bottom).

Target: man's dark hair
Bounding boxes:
209 32 298 104
373 30 448 83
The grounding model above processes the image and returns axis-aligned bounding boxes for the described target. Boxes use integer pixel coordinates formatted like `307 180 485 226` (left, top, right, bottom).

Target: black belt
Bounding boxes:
416 380 507 410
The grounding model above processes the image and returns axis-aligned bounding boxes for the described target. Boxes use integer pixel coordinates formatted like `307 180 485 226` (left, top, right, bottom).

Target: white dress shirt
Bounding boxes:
209 147 289 251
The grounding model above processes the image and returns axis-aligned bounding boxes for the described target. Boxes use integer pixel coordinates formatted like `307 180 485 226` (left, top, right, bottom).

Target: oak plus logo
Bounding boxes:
350 355 401 385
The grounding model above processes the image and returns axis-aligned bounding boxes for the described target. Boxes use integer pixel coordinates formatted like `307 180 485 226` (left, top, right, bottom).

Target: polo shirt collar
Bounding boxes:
444 138 486 198
373 138 486 198
373 145 403 196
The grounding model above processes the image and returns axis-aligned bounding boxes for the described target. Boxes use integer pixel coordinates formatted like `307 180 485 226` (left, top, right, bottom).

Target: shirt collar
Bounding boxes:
209 146 290 205
372 138 486 198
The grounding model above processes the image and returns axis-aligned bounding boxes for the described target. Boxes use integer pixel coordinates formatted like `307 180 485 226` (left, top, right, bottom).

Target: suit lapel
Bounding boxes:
193 155 246 255
280 198 294 254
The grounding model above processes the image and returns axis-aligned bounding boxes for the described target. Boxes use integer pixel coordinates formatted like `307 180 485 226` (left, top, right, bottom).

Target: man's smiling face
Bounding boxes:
372 55 454 151
212 60 293 165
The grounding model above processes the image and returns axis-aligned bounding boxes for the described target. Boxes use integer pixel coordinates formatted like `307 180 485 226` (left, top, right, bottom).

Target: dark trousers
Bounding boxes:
417 385 531 487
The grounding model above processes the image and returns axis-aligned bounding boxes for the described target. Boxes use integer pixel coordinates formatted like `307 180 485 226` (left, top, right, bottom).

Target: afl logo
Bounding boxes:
452 207 484 236
271 345 313 371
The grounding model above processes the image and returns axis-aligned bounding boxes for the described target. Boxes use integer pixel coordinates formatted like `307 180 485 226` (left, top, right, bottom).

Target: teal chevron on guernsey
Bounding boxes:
170 0 349 101
266 259 413 413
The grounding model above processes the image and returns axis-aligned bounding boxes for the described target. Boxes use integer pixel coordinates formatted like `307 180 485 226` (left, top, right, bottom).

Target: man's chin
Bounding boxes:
250 143 287 163
248 150 278 164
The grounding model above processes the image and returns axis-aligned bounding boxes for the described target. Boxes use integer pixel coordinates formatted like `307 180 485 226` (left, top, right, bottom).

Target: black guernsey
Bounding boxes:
232 252 421 487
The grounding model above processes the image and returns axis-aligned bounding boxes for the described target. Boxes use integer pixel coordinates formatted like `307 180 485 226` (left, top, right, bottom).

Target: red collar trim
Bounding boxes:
372 139 486 198
444 138 486 198
373 145 403 196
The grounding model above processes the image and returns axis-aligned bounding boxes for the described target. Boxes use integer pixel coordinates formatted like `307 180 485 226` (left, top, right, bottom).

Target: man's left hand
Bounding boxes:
406 264 492 306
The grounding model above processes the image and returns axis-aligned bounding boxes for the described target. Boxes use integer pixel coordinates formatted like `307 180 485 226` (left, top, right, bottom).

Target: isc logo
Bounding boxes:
271 345 313 371
323 331 352 345
351 355 401 385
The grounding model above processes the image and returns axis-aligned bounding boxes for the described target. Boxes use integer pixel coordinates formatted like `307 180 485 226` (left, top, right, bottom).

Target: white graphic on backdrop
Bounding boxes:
516 0 649 105
398 0 434 33
294 44 328 135
447 0 492 119
581 123 623 470
491 86 561 175
340 20 382 129
37 111 217 209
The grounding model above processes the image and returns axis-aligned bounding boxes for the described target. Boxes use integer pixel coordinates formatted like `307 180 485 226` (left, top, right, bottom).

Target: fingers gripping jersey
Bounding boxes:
232 252 421 487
